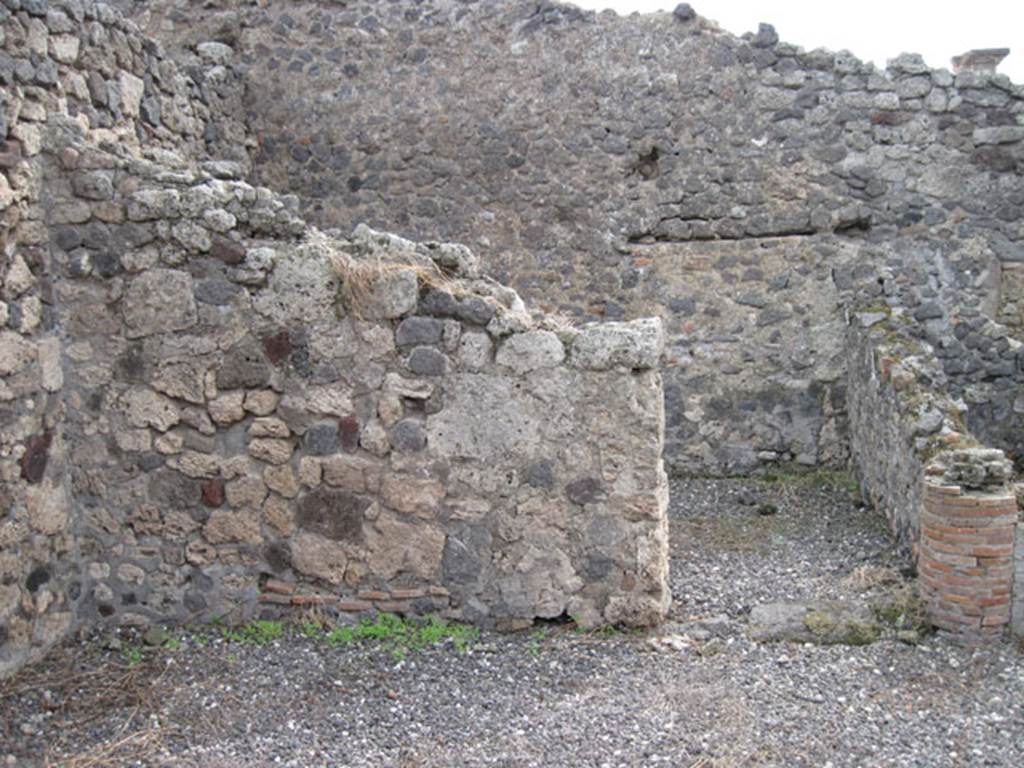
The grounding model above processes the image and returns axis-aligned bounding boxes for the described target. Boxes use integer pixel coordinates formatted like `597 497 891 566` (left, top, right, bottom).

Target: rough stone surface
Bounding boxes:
4 0 1024 682
109 0 1024 477
122 270 198 338
495 331 565 373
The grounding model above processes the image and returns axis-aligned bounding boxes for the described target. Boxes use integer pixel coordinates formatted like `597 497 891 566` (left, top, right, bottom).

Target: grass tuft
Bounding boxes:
324 613 478 657
329 251 451 319
220 620 285 646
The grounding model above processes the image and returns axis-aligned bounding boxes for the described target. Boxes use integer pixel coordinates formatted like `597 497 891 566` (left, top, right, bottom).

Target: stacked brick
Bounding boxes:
260 579 452 615
919 479 1019 642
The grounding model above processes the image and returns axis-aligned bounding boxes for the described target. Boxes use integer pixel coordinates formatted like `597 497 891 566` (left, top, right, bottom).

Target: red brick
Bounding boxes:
357 589 390 601
924 538 979 556
259 593 292 605
390 588 428 600
967 545 1012 558
978 596 1010 608
337 599 373 612
929 610 979 628
263 579 295 595
291 595 339 606
924 551 977 567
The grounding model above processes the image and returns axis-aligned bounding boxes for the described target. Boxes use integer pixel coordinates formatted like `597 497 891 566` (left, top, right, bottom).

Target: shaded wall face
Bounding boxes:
0 241 74 679
115 0 1024 473
1 0 228 675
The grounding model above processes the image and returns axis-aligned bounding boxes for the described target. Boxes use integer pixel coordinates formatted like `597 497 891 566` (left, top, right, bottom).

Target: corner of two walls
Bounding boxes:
845 316 1024 642
1 0 252 677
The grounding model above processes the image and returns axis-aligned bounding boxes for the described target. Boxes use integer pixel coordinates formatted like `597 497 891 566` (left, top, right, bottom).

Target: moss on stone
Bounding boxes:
803 609 880 646
870 584 929 634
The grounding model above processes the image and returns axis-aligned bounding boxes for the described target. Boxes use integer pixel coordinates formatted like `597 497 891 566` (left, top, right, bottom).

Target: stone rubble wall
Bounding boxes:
0 0 670 678
109 0 1024 475
845 322 968 549
48 132 670 636
0 0 244 678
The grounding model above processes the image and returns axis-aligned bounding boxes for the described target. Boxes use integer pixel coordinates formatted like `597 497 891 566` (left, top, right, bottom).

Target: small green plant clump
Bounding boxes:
324 613 479 657
526 628 549 656
803 610 880 646
220 619 285 646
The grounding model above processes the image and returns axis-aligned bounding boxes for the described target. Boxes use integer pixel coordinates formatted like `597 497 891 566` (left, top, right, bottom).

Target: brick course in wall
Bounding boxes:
919 480 1019 643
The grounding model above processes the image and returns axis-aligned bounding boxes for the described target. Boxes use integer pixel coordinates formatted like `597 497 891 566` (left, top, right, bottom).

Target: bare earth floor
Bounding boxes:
2 479 1023 768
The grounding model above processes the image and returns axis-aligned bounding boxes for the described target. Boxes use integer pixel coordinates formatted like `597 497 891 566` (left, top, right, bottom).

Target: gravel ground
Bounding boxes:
2 478 1023 768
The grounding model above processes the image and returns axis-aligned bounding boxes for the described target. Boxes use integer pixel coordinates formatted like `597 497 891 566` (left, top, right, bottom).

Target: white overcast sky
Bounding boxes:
573 0 1024 83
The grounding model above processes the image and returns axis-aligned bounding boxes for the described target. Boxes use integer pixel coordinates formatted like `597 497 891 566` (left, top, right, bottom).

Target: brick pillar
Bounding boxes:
919 480 1017 643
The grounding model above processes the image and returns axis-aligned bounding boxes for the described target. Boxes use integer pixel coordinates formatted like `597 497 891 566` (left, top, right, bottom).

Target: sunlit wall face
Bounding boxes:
573 0 1024 84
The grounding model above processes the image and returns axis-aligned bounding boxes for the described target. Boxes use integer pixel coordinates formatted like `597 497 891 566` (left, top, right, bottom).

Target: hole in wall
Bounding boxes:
631 147 660 181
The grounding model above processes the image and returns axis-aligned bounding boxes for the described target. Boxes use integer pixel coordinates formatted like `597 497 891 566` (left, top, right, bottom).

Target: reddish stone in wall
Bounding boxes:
261 330 292 364
0 139 23 168
339 416 360 451
20 431 53 484
210 235 246 265
201 478 225 508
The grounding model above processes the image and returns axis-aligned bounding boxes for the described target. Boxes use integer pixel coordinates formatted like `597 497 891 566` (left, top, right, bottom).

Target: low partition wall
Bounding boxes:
42 124 672 636
1 0 671 679
846 320 1022 643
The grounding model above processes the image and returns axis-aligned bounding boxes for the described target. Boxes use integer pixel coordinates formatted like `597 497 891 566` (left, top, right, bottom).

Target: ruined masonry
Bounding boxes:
2 0 1024 676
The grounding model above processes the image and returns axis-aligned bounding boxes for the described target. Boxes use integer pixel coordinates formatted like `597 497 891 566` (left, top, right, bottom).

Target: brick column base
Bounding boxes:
919 480 1017 643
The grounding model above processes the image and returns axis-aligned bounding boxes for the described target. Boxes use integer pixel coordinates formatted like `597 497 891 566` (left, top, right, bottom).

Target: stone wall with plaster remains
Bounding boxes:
112 0 1024 474
0 0 669 678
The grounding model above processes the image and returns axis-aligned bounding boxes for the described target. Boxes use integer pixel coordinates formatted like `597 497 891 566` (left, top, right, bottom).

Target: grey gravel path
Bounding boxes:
2 478 1022 768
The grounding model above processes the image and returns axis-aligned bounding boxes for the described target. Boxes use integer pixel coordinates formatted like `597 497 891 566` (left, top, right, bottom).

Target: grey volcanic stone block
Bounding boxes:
305 421 340 455
217 337 272 389
408 346 448 376
296 489 369 542
390 419 426 452
673 4 696 22
395 316 445 347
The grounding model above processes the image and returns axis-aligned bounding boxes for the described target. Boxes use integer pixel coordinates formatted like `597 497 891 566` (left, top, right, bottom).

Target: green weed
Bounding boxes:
526 628 548 656
125 646 143 667
221 619 285 646
325 613 478 656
